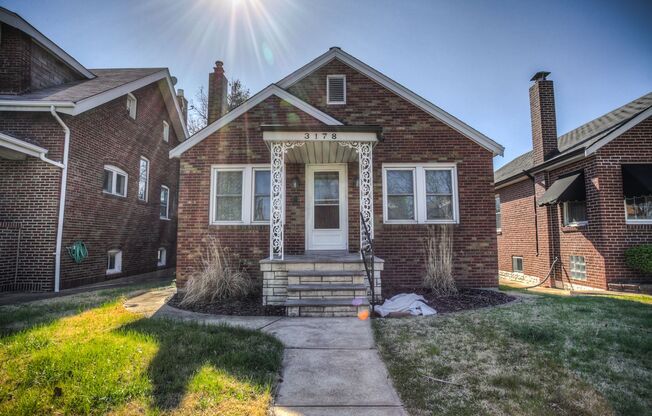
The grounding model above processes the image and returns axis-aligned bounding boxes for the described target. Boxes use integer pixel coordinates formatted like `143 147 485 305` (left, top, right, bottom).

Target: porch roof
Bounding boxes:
262 125 381 163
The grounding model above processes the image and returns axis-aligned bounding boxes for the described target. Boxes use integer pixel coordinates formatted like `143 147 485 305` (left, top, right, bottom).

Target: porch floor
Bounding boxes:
260 251 384 264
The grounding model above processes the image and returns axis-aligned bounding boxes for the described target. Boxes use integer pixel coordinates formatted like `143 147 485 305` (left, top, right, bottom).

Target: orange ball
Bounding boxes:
358 309 370 320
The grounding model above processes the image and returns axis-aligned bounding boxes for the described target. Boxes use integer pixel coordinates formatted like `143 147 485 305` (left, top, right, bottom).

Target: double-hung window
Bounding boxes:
103 165 128 197
138 157 149 201
127 93 137 119
382 164 459 224
623 164 652 223
160 185 170 219
495 195 502 231
210 165 271 225
162 121 170 142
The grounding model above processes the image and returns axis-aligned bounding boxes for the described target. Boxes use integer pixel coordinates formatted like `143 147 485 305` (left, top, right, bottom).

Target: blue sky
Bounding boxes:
3 0 651 168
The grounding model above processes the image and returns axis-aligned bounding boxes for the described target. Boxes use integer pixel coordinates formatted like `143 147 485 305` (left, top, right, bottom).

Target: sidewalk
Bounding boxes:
125 288 407 416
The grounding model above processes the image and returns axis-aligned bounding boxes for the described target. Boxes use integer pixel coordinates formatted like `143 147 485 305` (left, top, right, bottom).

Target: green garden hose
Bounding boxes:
67 241 88 264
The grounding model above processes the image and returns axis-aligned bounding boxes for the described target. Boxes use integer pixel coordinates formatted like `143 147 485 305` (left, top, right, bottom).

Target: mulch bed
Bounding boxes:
379 288 516 316
167 292 286 316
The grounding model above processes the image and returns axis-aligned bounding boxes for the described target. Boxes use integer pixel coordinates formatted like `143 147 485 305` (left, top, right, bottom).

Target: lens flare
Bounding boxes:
358 309 370 320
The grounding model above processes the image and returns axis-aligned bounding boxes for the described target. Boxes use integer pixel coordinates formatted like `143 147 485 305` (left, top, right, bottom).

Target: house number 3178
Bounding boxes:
304 132 337 140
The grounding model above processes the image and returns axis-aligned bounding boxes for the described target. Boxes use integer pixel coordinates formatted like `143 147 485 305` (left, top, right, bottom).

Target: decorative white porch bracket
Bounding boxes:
270 141 306 260
340 141 374 251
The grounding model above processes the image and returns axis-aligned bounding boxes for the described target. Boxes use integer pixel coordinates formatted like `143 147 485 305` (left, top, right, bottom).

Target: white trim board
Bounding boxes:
169 84 343 158
278 48 504 156
585 106 652 156
0 7 94 79
0 132 49 158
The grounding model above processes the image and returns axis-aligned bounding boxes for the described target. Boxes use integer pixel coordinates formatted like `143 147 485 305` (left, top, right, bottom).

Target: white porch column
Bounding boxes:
358 142 374 250
269 141 305 260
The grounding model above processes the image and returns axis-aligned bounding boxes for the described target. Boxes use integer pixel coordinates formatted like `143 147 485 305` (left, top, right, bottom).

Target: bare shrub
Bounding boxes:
424 225 457 296
180 238 252 306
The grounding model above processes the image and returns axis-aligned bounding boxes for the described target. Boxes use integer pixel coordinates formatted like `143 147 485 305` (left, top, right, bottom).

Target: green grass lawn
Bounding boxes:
373 289 652 416
0 284 284 415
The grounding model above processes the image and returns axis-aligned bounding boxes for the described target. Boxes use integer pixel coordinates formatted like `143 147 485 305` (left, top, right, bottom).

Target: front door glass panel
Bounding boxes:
314 171 340 229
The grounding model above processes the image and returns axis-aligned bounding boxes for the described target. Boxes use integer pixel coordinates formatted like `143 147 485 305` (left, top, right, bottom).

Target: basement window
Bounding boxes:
327 75 346 105
512 256 523 274
107 249 122 275
569 255 586 280
563 201 587 226
103 165 128 197
157 247 167 267
127 93 137 119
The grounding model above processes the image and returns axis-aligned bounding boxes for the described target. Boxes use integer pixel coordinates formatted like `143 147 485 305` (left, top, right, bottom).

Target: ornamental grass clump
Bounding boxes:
423 225 457 296
180 237 252 306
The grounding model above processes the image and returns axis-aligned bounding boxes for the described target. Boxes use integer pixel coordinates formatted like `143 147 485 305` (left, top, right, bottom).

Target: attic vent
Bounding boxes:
327 75 346 104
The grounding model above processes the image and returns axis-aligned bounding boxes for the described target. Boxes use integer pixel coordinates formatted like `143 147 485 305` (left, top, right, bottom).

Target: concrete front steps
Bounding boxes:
260 252 383 317
286 270 369 317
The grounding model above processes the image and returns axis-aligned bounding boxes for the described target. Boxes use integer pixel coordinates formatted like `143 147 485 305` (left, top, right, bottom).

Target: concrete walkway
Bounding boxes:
124 288 407 416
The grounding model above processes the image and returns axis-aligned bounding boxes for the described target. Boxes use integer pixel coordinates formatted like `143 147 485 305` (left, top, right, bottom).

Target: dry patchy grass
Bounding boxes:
374 291 652 415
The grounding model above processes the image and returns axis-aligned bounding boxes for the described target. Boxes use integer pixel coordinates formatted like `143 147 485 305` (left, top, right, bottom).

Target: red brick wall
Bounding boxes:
288 58 498 291
497 116 652 290
176 95 325 287
0 83 180 291
0 23 83 95
0 113 65 291
0 23 31 94
60 83 180 288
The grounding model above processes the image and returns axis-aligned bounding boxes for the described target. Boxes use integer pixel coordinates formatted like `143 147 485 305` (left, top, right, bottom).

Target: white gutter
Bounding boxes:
49 106 71 293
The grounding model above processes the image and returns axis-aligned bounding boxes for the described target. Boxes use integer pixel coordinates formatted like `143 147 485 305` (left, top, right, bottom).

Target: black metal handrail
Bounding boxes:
359 212 375 315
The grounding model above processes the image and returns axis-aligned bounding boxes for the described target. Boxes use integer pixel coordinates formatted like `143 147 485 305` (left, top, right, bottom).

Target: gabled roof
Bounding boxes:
277 47 504 156
0 7 94 79
169 84 342 158
0 68 189 140
495 91 652 185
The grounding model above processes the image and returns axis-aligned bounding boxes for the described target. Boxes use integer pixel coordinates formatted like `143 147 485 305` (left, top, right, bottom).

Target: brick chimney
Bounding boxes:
529 71 558 164
207 61 228 124
176 89 188 124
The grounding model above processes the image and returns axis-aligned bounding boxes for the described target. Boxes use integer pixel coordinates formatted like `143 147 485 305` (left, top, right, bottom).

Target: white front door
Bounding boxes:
306 164 348 251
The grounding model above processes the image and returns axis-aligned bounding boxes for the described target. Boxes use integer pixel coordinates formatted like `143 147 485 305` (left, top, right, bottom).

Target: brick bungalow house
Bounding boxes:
170 47 505 316
0 7 188 292
495 72 652 291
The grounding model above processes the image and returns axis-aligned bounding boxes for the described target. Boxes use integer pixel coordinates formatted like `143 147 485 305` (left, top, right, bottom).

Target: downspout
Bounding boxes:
524 171 539 256
50 106 70 293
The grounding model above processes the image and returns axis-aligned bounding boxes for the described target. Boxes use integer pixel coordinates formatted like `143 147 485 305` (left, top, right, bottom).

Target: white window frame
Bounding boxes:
327 74 346 105
157 247 167 267
624 196 652 225
569 255 586 280
160 185 170 220
563 201 588 227
103 165 128 197
163 120 170 142
127 93 137 119
106 249 122 275
382 163 459 224
496 195 502 232
512 256 523 274
209 164 270 225
138 156 149 202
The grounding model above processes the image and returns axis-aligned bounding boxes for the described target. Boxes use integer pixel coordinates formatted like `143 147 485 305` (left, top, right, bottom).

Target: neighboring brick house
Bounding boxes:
0 8 188 291
170 47 505 316
495 71 652 292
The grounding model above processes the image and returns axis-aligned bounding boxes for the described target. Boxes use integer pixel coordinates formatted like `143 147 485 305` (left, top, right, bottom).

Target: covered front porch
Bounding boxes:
259 126 384 316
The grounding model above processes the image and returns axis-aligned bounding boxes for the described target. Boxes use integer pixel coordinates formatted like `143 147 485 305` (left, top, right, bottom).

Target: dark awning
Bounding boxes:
538 172 586 206
622 164 652 198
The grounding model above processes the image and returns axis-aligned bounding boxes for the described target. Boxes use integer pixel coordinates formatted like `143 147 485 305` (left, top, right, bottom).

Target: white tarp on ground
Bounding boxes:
376 293 437 317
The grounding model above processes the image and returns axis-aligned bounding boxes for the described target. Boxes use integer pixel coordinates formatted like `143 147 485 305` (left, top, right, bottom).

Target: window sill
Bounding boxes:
210 222 269 226
327 101 346 105
496 229 502 235
160 217 171 221
103 191 127 199
383 220 458 225
106 270 122 276
562 223 588 233
626 220 652 225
